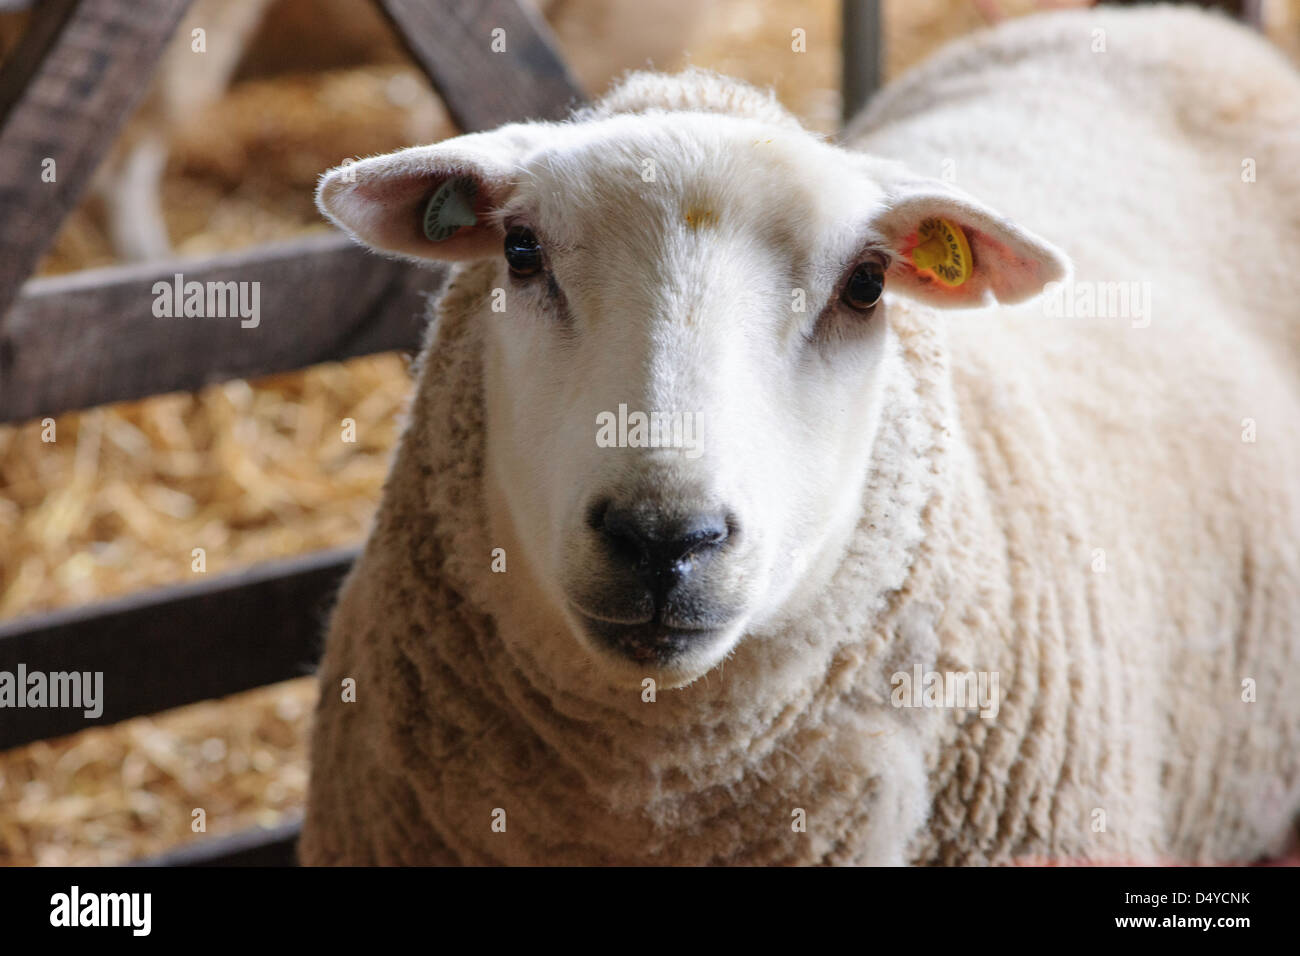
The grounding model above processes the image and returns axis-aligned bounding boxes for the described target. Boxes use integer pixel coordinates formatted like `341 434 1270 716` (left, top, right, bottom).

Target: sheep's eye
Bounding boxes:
504 226 543 277
842 261 885 311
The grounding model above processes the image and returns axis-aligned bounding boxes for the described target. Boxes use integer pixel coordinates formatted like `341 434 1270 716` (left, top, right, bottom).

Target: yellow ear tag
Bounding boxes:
909 217 972 288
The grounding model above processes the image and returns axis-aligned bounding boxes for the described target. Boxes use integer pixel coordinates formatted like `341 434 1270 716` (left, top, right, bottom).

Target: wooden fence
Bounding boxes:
0 0 584 864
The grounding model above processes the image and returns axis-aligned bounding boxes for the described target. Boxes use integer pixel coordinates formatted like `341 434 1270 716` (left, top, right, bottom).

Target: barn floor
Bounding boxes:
1 0 1296 865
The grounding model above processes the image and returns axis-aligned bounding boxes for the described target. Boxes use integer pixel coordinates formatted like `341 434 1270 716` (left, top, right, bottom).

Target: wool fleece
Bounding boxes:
302 7 1300 865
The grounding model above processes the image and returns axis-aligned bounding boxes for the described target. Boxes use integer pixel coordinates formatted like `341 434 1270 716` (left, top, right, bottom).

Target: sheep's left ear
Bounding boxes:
316 123 544 263
873 179 1069 308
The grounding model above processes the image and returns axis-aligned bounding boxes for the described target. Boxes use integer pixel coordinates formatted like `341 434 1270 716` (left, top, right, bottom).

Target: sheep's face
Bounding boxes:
482 116 900 689
318 86 1066 689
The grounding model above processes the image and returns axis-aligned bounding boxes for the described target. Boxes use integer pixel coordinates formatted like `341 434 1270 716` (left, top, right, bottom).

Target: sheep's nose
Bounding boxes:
594 501 732 599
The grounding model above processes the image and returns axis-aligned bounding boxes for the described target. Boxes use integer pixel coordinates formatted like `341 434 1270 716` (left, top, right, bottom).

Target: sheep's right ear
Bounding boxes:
870 171 1070 308
316 125 542 263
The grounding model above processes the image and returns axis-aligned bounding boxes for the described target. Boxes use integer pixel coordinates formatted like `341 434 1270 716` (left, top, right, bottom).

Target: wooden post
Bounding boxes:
377 0 585 131
841 0 883 126
0 0 194 326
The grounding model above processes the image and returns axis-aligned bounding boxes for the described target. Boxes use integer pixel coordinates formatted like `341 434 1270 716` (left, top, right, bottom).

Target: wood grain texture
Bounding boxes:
0 233 444 424
377 0 586 131
0 0 195 324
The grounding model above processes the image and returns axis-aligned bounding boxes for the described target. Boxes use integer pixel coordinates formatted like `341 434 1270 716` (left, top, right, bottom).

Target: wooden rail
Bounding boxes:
133 818 303 867
0 235 441 424
0 547 357 752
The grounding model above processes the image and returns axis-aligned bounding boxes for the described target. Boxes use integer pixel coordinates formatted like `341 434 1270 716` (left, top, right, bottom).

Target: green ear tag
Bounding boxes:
422 176 478 242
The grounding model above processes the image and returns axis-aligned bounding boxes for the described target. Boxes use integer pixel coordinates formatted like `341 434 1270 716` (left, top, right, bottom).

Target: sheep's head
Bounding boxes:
318 71 1067 689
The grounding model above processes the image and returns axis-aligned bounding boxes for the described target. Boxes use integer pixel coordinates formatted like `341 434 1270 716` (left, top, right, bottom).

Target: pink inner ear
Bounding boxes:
967 225 1052 301
879 192 1067 306
969 227 1025 275
354 173 439 207
351 171 499 251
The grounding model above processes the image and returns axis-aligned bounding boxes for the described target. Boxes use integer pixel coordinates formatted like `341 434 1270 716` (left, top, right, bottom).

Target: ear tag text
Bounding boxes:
910 217 972 287
422 176 478 242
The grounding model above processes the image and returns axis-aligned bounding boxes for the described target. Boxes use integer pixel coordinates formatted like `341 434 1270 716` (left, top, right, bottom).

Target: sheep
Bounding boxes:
300 6 1300 865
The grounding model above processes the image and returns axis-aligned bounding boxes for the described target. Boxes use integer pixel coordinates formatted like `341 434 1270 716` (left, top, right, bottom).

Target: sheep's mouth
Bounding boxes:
568 607 729 666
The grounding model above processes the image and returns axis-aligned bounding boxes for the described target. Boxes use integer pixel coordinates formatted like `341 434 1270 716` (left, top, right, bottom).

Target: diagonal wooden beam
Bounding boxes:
376 0 586 132
0 0 194 325
0 232 443 425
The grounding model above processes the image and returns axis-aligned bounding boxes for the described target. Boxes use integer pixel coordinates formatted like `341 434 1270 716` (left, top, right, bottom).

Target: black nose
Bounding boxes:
594 501 732 600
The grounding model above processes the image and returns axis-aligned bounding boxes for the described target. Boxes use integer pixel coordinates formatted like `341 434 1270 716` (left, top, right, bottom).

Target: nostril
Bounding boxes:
586 497 613 533
597 503 732 575
600 505 652 564
674 517 728 560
